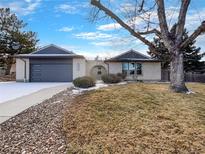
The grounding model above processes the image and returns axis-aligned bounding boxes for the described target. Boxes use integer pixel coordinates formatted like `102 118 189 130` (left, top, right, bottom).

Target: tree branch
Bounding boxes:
176 0 191 43
155 0 170 40
139 0 145 12
180 21 205 48
139 29 161 38
90 0 156 50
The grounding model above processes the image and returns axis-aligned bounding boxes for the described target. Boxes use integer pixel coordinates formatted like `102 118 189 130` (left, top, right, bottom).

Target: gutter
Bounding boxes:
15 54 85 59
19 58 27 82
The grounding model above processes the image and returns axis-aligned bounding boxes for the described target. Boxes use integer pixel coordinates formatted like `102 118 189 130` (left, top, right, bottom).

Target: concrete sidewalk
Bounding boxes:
0 84 72 124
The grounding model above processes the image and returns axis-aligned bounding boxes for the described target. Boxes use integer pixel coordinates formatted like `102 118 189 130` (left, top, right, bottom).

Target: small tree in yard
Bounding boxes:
90 0 205 93
148 25 205 71
0 8 38 75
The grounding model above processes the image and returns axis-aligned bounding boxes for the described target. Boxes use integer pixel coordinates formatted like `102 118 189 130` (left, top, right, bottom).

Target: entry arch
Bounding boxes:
90 65 107 80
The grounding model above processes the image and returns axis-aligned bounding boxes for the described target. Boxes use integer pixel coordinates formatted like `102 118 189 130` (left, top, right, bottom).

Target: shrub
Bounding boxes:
73 76 95 88
101 74 122 83
117 73 126 80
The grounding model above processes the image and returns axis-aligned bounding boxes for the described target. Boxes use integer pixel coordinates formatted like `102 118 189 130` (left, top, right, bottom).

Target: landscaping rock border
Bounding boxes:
0 89 75 154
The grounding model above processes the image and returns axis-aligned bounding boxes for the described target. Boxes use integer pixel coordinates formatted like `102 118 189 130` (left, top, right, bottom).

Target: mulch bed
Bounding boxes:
0 89 75 154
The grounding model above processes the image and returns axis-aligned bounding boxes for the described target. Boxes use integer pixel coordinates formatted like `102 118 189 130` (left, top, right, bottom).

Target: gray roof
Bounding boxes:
32 44 74 54
15 44 84 59
105 49 160 62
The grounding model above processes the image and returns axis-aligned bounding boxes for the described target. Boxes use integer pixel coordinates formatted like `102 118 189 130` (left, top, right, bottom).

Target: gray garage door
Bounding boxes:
30 59 73 82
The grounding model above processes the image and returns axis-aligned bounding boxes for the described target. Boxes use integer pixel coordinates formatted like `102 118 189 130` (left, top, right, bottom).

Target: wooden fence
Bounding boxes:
161 69 205 83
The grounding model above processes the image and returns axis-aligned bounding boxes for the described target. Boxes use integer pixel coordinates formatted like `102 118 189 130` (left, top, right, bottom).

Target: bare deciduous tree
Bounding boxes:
90 0 205 93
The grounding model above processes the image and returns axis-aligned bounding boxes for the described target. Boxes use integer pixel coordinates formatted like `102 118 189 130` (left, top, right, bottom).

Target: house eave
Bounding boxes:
104 59 161 62
14 54 85 59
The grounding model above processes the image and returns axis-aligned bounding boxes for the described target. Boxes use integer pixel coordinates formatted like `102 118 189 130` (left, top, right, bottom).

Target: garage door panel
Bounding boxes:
40 65 70 70
30 59 73 82
31 72 41 76
30 58 72 64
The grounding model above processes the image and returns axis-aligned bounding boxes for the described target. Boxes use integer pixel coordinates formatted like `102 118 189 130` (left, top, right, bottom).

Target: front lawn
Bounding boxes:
63 83 205 153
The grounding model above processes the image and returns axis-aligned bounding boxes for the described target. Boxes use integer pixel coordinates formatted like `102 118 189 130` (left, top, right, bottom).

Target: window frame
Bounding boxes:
122 62 143 76
136 63 142 75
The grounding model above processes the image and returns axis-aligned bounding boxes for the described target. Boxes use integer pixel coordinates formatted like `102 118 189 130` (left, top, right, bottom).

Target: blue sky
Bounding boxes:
0 0 205 59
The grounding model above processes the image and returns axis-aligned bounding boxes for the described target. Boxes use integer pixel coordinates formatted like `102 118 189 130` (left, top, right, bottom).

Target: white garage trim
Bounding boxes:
16 58 30 82
73 58 86 79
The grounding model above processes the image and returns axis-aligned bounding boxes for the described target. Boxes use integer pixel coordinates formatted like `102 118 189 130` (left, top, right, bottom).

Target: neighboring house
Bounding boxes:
15 44 161 82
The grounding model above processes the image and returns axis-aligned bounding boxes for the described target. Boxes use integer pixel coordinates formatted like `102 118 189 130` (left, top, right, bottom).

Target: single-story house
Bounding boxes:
15 44 161 82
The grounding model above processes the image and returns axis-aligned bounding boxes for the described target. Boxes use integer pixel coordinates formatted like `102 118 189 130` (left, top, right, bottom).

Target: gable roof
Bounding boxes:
15 44 85 58
32 44 74 54
105 49 160 62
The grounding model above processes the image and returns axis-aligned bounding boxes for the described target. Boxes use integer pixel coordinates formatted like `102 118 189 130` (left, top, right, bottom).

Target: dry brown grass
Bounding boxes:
63 83 205 153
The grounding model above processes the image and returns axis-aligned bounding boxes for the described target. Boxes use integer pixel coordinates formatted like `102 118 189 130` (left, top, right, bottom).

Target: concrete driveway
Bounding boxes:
0 82 73 124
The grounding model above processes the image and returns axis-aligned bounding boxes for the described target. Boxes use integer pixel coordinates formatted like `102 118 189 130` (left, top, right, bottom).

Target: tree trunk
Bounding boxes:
5 58 13 75
170 51 189 93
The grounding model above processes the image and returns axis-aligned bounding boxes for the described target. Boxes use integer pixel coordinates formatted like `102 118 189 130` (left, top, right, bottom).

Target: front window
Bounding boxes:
129 63 135 75
122 63 129 75
136 63 142 75
122 62 142 76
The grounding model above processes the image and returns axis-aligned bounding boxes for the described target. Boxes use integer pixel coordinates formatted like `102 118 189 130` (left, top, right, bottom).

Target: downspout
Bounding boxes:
104 61 109 74
20 58 27 82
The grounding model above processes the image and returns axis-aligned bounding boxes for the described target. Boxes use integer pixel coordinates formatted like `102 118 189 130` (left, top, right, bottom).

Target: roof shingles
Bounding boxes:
33 44 73 54
105 49 160 62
